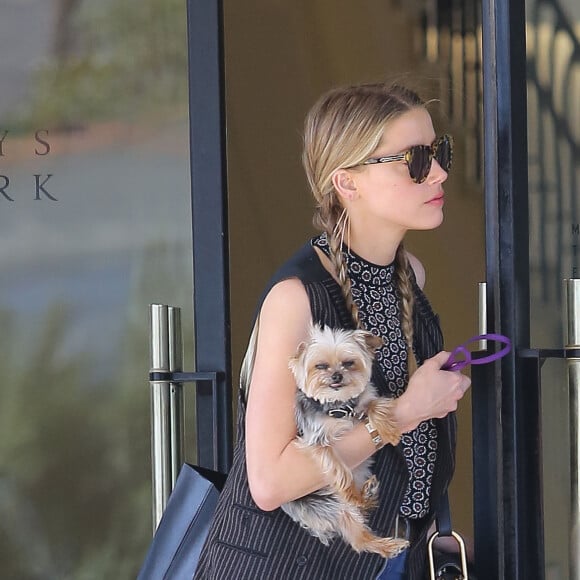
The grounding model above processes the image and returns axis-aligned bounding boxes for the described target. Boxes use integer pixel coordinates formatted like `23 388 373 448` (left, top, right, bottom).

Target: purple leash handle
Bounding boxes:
441 333 512 371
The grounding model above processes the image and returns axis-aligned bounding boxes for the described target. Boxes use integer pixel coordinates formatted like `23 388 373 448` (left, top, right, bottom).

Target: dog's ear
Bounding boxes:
288 340 308 375
354 330 383 353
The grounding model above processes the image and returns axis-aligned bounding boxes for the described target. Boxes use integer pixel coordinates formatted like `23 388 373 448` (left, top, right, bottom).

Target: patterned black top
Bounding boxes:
312 233 437 518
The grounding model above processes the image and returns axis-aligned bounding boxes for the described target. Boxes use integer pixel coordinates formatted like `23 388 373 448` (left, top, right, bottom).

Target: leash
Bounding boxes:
441 333 511 372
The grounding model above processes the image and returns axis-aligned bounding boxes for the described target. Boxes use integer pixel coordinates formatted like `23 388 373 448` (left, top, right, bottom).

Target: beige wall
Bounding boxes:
224 0 485 537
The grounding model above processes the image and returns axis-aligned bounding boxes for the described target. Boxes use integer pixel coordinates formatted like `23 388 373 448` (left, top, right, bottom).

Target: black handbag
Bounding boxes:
137 463 226 580
427 492 477 580
429 551 477 580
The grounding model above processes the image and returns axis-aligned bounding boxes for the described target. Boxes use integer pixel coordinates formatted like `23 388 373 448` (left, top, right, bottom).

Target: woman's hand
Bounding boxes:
393 351 471 432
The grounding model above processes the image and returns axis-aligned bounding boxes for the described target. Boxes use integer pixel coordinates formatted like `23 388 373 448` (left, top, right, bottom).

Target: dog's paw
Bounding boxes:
367 399 402 446
360 475 379 511
375 537 409 559
362 475 379 499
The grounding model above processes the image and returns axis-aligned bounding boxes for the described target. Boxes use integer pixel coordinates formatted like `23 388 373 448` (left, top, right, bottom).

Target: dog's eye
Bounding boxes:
342 360 355 369
315 363 329 370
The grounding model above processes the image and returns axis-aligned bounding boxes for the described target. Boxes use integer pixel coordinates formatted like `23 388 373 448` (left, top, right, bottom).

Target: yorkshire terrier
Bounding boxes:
281 323 407 558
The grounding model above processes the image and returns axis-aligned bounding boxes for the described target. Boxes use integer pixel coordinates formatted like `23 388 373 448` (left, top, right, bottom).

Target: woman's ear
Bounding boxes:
331 169 357 201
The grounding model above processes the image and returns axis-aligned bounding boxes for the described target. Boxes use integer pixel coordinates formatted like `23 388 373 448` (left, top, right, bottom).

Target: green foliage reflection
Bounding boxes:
0 240 195 578
10 0 188 132
0 305 147 578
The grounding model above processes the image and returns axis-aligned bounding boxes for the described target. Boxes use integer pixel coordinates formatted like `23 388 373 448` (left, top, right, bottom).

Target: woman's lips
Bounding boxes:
426 193 445 205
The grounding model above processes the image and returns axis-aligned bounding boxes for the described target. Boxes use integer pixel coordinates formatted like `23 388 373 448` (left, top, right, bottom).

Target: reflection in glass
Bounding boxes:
0 0 192 576
526 0 579 577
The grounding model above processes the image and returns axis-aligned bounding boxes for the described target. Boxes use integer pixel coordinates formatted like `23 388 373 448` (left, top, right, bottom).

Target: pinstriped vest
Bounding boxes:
194 243 456 580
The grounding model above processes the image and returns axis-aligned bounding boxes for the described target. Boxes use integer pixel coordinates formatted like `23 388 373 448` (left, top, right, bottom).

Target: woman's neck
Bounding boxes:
347 224 405 266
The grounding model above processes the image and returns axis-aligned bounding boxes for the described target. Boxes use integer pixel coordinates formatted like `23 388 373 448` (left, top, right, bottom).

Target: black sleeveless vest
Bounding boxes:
194 243 456 580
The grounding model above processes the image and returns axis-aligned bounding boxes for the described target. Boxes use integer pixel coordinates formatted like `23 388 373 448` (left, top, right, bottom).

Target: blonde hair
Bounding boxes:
302 82 424 376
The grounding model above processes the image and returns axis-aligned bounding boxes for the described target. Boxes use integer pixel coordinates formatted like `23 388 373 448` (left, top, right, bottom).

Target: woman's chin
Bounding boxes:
415 210 444 231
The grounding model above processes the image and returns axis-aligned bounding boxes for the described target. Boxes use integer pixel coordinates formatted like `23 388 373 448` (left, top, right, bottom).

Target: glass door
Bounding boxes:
526 0 579 577
0 1 194 576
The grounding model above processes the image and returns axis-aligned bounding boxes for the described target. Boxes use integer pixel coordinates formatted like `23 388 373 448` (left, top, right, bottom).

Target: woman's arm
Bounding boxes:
244 278 320 511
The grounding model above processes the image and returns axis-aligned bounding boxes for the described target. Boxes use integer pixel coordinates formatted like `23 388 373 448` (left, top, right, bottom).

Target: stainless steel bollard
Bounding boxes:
564 279 580 579
478 282 487 350
149 304 172 531
149 304 186 531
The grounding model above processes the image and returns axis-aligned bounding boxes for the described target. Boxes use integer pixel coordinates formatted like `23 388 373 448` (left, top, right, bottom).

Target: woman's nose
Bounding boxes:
427 158 449 184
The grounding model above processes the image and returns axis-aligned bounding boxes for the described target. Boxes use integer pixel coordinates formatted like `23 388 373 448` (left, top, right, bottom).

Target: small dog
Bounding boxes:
281 323 407 558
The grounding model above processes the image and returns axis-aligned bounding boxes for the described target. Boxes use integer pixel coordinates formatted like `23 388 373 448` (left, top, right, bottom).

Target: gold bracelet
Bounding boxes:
364 416 383 449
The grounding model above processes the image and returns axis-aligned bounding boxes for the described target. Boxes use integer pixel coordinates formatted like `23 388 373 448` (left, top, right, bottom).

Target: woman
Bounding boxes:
195 82 471 580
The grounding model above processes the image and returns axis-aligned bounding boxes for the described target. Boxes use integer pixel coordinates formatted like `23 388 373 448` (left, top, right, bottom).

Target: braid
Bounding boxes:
394 244 418 377
327 228 361 328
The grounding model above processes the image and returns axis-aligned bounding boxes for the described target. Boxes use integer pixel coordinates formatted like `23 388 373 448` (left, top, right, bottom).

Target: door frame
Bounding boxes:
187 0 232 474
474 0 544 577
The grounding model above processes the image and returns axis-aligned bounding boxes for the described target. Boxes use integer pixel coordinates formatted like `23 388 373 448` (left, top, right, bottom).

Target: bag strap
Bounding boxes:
436 490 453 537
429 490 471 579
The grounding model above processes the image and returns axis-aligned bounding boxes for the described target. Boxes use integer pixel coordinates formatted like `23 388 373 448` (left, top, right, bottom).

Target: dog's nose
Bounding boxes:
331 372 343 383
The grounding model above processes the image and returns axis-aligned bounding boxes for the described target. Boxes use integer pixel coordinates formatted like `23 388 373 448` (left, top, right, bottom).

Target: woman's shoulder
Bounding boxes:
258 239 349 331
262 277 310 314
257 241 322 324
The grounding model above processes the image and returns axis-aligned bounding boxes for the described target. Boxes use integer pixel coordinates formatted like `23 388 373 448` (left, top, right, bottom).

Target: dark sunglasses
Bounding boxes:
360 134 453 184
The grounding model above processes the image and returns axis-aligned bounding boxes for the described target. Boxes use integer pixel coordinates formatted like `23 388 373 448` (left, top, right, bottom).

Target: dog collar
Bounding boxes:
327 399 364 419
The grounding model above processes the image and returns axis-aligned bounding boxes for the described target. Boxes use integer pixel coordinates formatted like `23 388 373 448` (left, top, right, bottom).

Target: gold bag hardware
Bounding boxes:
427 530 469 580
